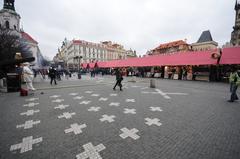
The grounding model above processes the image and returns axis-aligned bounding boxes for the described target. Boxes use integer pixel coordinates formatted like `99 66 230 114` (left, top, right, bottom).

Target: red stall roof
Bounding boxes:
99 50 218 68
81 63 88 69
220 47 240 65
89 62 96 69
96 61 107 68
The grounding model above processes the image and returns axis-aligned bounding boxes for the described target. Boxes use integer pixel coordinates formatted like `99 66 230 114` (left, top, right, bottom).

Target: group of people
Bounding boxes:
20 63 239 102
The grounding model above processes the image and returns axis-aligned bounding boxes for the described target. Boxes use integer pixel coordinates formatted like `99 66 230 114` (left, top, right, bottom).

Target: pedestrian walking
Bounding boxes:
49 67 57 85
228 67 240 102
22 62 36 91
113 68 123 91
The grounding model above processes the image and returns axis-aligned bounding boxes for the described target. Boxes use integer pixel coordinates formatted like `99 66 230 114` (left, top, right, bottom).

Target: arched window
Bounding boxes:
5 21 9 29
14 25 16 30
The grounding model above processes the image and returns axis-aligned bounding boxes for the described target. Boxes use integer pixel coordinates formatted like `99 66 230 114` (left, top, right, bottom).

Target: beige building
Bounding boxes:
57 39 128 69
191 30 218 51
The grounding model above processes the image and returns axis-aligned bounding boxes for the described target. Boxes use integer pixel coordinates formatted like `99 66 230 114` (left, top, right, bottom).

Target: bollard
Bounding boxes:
150 79 156 88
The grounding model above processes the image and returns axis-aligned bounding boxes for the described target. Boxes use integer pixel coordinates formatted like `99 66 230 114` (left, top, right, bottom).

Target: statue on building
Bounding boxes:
3 0 15 11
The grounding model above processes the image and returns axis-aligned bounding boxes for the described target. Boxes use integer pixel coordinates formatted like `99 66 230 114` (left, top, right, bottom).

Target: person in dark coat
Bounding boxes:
49 67 57 85
113 68 123 91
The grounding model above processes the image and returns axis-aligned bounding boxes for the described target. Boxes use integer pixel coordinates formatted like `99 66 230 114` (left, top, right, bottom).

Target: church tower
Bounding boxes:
0 0 21 32
231 0 240 46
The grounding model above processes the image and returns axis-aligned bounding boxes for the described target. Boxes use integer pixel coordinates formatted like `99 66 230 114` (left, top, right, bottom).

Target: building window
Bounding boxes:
14 25 16 30
5 21 9 29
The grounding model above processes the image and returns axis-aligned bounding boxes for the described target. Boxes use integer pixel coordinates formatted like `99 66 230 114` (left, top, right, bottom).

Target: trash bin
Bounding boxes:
7 73 21 92
78 73 81 79
150 79 156 88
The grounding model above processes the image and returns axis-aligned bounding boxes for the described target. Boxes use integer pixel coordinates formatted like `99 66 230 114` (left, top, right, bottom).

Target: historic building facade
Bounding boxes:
0 0 44 68
231 0 240 46
149 40 190 55
191 30 218 51
57 39 128 69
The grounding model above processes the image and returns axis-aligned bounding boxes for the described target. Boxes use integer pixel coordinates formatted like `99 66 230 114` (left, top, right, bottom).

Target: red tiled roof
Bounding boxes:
220 47 240 64
154 40 188 50
21 32 38 44
73 40 82 44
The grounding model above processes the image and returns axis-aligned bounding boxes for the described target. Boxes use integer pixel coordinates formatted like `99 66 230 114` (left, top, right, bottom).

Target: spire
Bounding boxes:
235 0 240 10
3 0 15 11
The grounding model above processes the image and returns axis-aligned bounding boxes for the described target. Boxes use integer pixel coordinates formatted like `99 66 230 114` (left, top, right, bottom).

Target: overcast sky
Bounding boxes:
0 0 237 59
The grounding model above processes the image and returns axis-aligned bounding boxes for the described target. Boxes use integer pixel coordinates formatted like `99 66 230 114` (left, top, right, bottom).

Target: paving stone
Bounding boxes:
58 112 76 119
23 102 39 107
150 107 163 112
99 115 116 123
88 107 101 112
123 108 136 114
20 109 40 116
64 123 87 135
79 101 91 105
119 128 140 140
10 136 42 153
73 96 84 100
125 99 135 102
54 104 69 110
76 142 106 159
145 118 162 126
109 102 120 107
99 97 108 101
16 120 41 129
25 98 39 102
52 99 64 103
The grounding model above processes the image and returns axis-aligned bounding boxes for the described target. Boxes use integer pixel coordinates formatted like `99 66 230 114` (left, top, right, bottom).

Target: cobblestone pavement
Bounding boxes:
0 75 240 159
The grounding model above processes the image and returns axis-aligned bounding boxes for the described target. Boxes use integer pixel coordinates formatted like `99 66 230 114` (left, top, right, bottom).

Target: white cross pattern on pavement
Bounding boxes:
99 97 108 101
88 107 101 112
100 115 116 123
58 112 76 119
25 98 39 102
145 118 162 126
76 142 106 159
23 103 39 107
69 93 78 96
73 96 84 100
141 87 148 90
150 107 163 112
131 85 141 88
120 128 140 140
10 136 42 153
109 102 120 107
50 95 61 98
91 94 100 97
54 104 69 110
20 110 40 116
52 99 64 103
16 120 40 129
126 99 135 102
123 108 136 114
64 123 87 135
79 101 91 105
85 91 93 94
110 93 118 96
